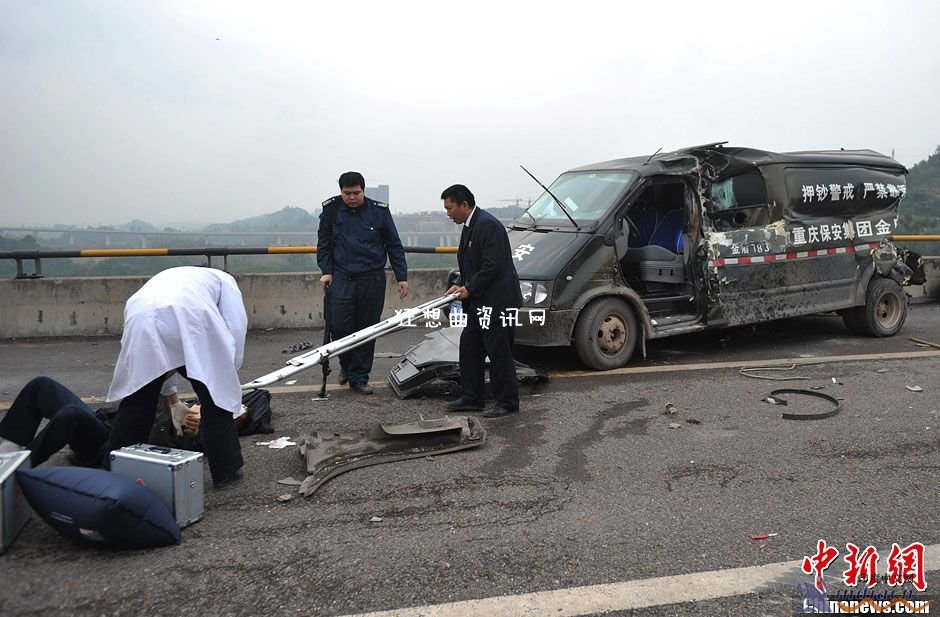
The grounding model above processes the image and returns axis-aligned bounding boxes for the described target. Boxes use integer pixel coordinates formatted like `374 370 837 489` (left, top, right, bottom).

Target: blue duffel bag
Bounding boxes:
16 467 181 549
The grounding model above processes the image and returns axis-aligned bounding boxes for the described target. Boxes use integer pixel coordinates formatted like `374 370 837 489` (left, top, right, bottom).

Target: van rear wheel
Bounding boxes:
841 277 907 337
573 297 638 370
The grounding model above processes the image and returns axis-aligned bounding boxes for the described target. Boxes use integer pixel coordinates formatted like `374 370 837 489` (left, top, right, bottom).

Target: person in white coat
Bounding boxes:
105 266 248 489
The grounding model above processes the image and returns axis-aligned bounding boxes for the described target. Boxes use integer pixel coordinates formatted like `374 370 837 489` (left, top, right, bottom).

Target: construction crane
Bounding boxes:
497 197 533 208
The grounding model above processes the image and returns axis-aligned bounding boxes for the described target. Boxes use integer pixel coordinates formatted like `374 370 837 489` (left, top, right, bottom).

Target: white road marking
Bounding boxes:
342 544 940 617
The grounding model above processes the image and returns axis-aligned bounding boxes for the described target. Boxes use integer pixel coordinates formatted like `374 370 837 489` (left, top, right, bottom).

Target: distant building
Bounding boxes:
366 184 389 204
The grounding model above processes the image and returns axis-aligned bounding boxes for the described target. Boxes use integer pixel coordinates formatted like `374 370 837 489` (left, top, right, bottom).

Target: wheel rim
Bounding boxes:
596 314 628 356
875 292 902 330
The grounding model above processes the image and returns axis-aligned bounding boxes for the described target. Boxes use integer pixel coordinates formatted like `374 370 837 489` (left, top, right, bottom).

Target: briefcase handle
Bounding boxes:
146 446 172 454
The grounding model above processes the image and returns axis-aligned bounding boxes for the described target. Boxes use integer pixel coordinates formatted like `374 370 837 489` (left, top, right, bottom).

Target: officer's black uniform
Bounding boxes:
317 196 408 386
456 207 523 412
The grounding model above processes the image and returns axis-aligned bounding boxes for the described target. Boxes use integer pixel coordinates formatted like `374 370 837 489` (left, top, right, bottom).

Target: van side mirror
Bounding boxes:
603 227 616 246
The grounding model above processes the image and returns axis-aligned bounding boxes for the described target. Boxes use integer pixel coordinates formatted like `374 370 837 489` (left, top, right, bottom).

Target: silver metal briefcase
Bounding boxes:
1 450 32 554
110 444 205 527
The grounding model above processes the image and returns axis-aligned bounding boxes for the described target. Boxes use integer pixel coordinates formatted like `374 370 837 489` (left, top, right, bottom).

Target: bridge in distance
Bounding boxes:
0 225 476 248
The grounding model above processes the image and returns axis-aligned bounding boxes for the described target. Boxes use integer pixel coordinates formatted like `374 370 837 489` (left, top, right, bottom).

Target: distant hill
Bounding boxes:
117 218 158 232
899 145 940 234
202 206 318 233
198 203 526 235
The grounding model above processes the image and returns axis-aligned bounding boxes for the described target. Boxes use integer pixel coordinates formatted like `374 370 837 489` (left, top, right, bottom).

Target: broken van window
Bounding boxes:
709 172 767 211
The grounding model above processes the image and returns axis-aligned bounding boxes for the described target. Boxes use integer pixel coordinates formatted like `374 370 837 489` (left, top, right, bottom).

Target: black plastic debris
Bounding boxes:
764 388 843 421
282 341 314 354
387 327 546 398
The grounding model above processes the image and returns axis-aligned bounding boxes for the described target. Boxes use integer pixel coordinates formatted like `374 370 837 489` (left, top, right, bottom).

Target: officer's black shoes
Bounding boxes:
482 406 519 419
213 467 244 491
350 382 374 395
445 398 485 412
338 370 348 386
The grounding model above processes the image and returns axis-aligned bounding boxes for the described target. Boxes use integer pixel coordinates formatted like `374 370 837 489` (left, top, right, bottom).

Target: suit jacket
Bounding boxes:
458 208 523 311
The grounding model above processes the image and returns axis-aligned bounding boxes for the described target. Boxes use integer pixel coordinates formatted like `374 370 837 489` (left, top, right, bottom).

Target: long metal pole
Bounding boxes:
241 293 459 390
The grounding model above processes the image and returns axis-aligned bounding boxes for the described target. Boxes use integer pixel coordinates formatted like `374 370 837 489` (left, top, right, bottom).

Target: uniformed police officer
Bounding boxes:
317 171 408 394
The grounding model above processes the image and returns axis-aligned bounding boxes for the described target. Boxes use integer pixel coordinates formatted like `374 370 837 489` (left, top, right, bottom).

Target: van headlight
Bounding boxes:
519 281 550 305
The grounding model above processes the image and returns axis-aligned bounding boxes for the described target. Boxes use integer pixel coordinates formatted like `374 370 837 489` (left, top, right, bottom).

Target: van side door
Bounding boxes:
702 170 801 326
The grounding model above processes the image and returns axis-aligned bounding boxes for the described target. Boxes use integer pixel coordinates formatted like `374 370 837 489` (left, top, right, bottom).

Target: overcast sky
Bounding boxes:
1 0 938 227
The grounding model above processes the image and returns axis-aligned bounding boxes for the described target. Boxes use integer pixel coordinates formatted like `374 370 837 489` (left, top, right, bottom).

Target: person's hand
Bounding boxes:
234 404 249 432
169 401 192 436
398 281 409 299
450 286 469 300
445 285 459 296
320 274 332 289
181 412 201 436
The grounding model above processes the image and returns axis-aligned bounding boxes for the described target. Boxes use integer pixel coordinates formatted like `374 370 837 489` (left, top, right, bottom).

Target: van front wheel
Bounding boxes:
573 298 638 370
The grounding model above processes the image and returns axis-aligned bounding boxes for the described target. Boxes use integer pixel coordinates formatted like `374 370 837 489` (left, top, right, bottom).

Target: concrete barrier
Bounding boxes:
0 260 937 339
0 268 453 338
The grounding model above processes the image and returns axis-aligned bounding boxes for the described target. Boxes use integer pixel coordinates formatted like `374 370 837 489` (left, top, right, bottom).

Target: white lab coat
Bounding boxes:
107 267 248 413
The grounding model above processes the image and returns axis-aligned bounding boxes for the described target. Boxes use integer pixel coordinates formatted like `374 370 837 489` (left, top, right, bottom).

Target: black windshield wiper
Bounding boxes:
519 165 581 230
519 209 538 227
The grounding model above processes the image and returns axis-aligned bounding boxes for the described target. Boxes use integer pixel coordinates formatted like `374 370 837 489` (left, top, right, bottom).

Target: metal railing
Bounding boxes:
2 235 937 279
0 245 457 279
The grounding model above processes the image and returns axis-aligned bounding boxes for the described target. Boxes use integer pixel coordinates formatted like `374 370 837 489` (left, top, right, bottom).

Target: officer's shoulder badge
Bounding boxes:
373 201 389 209
322 196 341 208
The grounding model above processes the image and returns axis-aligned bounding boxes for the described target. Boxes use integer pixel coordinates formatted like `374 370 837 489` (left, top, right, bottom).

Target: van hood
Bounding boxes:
507 228 592 279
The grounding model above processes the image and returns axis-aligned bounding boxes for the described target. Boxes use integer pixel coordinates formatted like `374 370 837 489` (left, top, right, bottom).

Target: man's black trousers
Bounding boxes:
458 307 519 411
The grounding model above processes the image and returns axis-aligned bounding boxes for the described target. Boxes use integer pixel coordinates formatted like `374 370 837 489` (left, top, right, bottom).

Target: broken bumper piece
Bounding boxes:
297 416 485 497
387 327 546 399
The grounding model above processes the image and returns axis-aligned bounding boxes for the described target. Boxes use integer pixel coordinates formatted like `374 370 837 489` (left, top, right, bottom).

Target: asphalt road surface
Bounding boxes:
1 302 939 616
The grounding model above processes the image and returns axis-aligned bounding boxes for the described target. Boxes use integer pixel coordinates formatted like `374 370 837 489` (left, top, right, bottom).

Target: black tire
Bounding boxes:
839 307 866 335
844 277 907 337
573 297 638 370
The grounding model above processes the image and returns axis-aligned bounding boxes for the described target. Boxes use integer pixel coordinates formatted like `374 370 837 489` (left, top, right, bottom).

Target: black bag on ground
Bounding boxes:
239 389 274 436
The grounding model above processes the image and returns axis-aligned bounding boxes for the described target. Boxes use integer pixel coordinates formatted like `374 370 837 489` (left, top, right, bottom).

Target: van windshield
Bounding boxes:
517 171 637 228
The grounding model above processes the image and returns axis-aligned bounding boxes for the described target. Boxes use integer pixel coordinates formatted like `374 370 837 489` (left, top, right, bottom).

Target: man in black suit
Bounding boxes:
442 184 523 418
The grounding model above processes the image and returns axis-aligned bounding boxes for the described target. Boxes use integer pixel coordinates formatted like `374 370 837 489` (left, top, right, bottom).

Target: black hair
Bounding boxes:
440 184 475 207
338 171 365 190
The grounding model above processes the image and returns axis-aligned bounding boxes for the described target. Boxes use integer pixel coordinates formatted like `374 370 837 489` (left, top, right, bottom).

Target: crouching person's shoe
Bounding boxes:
338 369 348 386
350 382 374 395
213 467 244 491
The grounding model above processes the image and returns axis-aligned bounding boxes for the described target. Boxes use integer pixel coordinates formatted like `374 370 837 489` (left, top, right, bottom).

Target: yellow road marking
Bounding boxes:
3 350 938 410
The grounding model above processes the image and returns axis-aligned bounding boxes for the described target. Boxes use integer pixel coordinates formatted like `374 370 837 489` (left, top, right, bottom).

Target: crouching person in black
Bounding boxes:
0 375 199 467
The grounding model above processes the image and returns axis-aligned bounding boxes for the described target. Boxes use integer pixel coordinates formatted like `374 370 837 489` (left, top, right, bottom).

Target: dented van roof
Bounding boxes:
570 144 907 177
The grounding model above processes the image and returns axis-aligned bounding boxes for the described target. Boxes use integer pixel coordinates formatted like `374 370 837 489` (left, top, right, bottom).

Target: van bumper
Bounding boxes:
514 308 578 347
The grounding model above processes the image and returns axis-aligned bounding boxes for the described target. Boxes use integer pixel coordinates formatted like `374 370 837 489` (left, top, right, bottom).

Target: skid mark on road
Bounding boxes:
555 398 650 482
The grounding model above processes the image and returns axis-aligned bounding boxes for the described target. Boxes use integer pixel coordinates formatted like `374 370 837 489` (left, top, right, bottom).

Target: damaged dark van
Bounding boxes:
508 143 924 369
